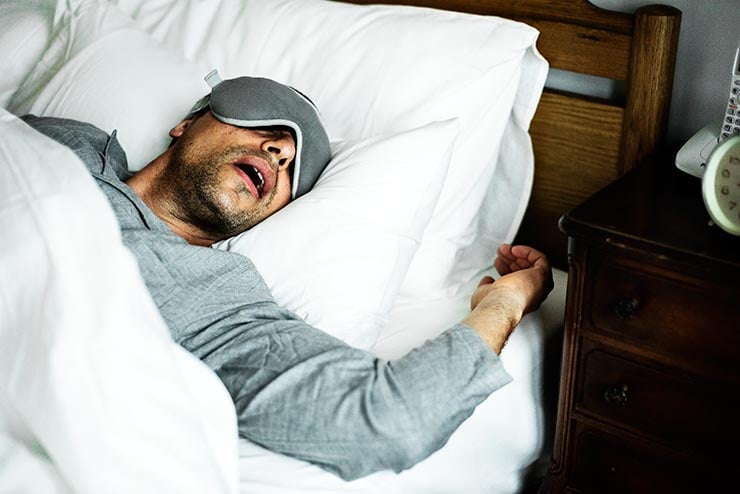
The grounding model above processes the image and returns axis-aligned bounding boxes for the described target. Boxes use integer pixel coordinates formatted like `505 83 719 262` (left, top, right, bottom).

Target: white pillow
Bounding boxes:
114 0 548 302
4 0 456 350
8 0 208 171
111 0 245 72
216 119 458 349
8 0 547 339
0 1 52 108
0 108 238 493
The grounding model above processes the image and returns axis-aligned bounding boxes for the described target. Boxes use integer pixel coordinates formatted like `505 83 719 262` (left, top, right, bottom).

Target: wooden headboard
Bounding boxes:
343 0 681 269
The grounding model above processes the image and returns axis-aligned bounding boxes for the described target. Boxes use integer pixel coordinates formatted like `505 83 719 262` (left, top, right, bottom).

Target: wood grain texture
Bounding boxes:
553 158 740 492
517 91 624 269
526 20 631 79
619 6 681 170
341 0 633 32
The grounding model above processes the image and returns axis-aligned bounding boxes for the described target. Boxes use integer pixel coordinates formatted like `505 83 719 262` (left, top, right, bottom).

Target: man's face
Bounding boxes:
162 111 295 239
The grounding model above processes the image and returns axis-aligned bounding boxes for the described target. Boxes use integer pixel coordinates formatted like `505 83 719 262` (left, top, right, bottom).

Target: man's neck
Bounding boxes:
126 155 216 247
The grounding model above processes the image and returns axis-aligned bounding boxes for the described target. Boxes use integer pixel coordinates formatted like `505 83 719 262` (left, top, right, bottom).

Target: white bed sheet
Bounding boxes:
236 269 567 494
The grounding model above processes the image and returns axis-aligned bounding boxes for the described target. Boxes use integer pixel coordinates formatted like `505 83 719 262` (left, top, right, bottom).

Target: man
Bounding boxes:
23 74 553 481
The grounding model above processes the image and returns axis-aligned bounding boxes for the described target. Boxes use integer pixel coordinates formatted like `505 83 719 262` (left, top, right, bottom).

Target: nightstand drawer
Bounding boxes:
569 423 710 494
583 251 740 378
576 342 740 455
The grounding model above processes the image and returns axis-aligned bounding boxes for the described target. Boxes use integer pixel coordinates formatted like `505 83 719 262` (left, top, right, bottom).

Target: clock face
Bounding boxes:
702 136 740 235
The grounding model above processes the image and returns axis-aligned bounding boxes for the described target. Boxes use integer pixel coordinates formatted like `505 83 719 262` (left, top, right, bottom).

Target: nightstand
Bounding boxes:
544 148 740 493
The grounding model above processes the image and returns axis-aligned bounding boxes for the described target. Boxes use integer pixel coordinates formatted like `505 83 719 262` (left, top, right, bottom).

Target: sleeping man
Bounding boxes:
22 74 553 481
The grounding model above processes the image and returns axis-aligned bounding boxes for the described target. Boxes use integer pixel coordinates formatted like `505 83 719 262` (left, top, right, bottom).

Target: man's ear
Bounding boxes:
169 119 193 138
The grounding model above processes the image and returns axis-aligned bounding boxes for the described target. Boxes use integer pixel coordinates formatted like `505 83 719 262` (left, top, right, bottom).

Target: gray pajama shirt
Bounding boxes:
23 114 512 481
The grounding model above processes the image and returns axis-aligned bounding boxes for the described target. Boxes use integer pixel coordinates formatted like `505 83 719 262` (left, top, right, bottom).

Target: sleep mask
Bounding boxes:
187 70 331 199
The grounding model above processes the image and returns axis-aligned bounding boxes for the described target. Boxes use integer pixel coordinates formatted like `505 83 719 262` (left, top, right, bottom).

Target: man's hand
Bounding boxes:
464 244 554 354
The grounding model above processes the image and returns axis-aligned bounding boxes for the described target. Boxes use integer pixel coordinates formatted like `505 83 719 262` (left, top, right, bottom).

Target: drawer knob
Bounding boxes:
604 384 629 406
614 297 640 320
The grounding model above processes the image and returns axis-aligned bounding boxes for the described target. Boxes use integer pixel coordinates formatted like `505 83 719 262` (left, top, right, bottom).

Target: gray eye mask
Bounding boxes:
187 70 331 199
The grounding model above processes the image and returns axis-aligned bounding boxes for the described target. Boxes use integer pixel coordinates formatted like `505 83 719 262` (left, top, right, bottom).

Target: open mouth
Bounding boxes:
236 163 266 197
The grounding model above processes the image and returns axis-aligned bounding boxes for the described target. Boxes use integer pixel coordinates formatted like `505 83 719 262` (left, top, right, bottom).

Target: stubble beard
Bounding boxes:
164 142 279 239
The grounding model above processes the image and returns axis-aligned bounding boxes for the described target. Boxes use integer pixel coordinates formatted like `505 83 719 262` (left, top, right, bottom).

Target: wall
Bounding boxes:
549 0 740 142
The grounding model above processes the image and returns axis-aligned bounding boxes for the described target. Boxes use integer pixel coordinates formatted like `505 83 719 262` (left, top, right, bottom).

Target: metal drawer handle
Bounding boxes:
604 384 629 406
614 297 640 320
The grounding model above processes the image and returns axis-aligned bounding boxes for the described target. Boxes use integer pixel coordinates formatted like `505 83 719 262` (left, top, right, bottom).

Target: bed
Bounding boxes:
0 0 679 492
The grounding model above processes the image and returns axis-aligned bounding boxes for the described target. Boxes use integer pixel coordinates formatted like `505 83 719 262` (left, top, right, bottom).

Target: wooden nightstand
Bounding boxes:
544 148 740 493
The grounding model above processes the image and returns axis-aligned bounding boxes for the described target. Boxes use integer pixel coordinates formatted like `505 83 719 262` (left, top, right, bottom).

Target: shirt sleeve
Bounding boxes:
119 224 512 482
196 264 512 481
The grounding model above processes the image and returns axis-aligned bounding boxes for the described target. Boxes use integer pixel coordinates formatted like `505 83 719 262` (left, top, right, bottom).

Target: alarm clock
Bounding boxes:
702 135 740 235
675 45 740 234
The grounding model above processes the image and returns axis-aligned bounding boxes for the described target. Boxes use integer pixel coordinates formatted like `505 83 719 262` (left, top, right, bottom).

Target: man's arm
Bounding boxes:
465 244 554 354
223 244 553 481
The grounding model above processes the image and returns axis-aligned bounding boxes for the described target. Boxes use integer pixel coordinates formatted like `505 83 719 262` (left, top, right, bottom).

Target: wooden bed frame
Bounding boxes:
345 0 681 270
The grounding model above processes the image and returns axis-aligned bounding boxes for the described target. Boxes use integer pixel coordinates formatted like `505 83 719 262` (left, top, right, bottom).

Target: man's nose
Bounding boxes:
262 135 296 168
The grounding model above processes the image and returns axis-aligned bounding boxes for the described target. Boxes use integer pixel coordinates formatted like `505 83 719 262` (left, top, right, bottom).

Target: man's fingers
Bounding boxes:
495 244 552 280
499 244 550 271
478 275 495 287
494 256 508 275
495 243 516 274
511 244 549 267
